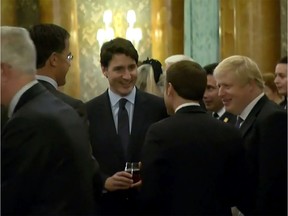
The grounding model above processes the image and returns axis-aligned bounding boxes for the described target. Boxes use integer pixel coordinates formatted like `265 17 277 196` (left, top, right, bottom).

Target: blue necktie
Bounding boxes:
235 116 243 128
118 98 130 157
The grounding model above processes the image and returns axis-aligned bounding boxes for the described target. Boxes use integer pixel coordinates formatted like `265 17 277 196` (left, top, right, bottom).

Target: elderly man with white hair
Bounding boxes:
164 54 195 70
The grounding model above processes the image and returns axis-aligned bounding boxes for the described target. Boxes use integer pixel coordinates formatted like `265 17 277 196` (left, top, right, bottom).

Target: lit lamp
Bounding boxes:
126 10 142 50
97 10 115 48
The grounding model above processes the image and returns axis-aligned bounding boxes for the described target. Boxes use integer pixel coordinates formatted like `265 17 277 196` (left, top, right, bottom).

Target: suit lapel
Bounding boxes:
240 95 268 137
219 112 236 124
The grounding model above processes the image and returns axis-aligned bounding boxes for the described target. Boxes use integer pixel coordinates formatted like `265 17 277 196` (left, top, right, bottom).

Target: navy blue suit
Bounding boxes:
239 95 287 215
85 89 167 215
140 105 247 215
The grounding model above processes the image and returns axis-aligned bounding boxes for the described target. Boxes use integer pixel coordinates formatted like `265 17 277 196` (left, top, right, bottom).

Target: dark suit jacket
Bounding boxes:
1 83 98 215
1 105 9 129
219 111 237 125
85 89 167 214
238 95 287 215
279 97 287 110
38 80 87 123
140 105 247 215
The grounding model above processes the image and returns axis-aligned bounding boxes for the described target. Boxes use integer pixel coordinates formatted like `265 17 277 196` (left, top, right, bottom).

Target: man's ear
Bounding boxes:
49 52 58 67
102 66 108 78
167 82 173 96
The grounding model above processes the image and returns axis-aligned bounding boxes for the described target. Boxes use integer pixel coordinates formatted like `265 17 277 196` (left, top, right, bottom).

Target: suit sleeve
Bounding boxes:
255 111 287 214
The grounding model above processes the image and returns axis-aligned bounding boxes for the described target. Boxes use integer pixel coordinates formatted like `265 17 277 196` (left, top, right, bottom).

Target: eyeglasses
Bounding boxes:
67 53 73 62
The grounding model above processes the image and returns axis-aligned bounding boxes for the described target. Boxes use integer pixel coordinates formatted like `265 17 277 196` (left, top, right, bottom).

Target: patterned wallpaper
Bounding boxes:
76 0 151 101
184 0 219 67
281 0 287 57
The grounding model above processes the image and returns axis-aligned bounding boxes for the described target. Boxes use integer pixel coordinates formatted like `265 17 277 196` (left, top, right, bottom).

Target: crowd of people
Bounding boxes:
1 24 287 216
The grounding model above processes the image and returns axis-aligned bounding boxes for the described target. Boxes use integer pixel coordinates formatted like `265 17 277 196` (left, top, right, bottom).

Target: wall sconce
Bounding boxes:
96 9 142 49
96 10 115 48
126 10 142 50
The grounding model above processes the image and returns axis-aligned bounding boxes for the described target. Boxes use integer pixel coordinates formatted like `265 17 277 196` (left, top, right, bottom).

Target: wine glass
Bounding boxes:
124 162 141 183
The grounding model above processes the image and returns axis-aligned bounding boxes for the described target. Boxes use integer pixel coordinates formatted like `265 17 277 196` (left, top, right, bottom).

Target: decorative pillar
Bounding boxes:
151 0 184 64
1 0 17 26
220 0 281 72
38 0 81 99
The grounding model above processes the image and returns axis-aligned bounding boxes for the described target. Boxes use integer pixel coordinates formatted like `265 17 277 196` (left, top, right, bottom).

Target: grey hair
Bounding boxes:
164 54 194 65
1 26 37 75
214 55 264 89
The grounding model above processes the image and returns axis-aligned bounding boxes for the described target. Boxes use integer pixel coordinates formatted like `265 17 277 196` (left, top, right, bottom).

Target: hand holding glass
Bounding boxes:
125 162 141 183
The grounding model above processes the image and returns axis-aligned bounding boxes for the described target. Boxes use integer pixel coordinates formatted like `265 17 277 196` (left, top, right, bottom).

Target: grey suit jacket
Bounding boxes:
1 83 97 215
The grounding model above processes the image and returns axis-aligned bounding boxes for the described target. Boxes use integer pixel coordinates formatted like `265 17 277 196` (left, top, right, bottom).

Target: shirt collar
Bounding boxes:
216 106 225 117
175 102 200 113
239 92 264 121
8 80 38 118
36 75 58 89
108 86 136 107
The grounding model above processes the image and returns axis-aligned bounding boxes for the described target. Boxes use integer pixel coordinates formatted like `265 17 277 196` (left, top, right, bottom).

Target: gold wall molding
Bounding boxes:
38 0 81 98
151 0 184 65
220 0 281 72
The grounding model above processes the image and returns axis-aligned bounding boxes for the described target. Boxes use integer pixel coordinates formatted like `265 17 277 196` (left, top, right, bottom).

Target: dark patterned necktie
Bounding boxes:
213 112 219 118
118 98 130 157
235 116 243 128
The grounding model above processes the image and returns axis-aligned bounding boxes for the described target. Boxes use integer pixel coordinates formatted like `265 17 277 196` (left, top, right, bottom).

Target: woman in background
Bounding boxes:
262 73 284 105
136 58 163 97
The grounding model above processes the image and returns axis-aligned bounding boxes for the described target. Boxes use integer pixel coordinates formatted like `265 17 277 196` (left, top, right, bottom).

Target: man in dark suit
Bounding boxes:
1 26 99 215
203 62 236 125
86 37 167 215
140 60 247 215
28 24 87 121
214 55 287 215
274 56 287 109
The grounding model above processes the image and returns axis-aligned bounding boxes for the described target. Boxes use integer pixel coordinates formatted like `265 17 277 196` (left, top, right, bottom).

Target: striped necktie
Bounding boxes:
235 116 243 128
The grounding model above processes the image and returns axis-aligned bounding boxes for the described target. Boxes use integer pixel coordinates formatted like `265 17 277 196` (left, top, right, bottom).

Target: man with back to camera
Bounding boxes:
1 26 98 215
85 37 168 215
203 62 236 125
140 60 247 215
274 56 287 109
214 55 287 215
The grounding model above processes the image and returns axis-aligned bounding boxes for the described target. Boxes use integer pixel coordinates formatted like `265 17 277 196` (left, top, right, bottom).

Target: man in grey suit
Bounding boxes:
1 26 98 215
86 37 167 215
140 60 247 215
214 55 287 215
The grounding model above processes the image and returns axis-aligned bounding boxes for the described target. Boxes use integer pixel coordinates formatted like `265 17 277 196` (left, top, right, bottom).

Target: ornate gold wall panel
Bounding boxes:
151 0 184 65
1 0 17 26
220 0 281 72
38 0 81 98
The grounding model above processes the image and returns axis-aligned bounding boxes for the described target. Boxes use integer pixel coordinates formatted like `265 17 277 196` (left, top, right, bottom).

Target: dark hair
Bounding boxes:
100 37 138 68
262 73 279 93
203 62 219 75
142 58 163 83
278 56 287 64
28 24 70 69
166 60 207 100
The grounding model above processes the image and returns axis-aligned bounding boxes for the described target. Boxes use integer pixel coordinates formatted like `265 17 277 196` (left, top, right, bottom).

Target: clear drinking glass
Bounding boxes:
124 162 141 183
